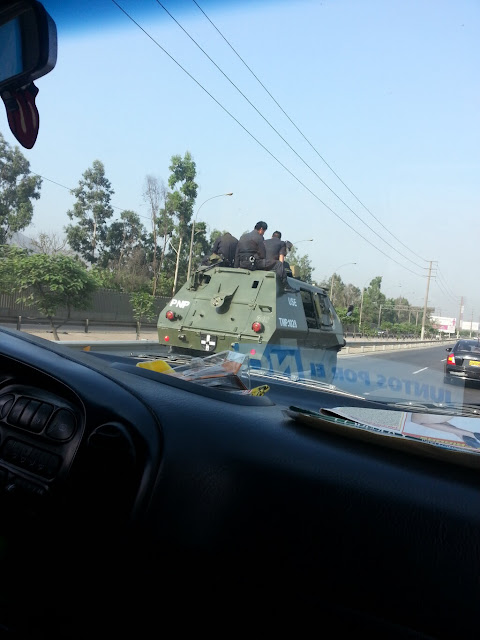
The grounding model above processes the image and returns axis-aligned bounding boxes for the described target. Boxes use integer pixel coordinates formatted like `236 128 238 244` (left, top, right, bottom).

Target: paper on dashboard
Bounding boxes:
285 405 480 470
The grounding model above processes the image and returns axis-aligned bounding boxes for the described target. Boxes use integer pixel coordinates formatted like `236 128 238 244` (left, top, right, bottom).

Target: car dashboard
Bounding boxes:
0 325 479 639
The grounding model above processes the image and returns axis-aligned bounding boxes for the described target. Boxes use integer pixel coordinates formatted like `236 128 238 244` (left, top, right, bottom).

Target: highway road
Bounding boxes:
57 337 478 413
13 322 471 412
241 343 479 412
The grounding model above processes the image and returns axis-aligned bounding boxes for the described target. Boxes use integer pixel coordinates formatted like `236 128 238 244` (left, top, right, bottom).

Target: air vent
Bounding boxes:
88 422 136 466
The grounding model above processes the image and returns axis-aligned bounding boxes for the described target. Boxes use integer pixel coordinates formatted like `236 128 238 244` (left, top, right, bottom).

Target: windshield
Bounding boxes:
1 1 478 419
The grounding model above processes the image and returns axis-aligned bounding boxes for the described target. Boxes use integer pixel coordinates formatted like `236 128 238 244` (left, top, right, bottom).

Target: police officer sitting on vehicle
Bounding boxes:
265 230 287 262
210 231 238 267
265 231 294 276
234 222 295 293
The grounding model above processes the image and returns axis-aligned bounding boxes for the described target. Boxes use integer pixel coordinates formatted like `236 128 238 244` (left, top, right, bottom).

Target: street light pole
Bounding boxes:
187 192 233 281
359 288 365 328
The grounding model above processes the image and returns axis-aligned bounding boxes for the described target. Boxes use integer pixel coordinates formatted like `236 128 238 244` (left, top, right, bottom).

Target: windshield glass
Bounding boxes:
1 0 478 417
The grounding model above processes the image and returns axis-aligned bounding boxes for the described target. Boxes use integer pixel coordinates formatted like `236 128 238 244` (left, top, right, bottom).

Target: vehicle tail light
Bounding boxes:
252 321 263 333
166 310 176 321
163 336 170 342
447 353 456 365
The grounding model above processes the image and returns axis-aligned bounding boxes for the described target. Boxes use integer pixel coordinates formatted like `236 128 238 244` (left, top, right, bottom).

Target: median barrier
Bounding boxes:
341 339 443 356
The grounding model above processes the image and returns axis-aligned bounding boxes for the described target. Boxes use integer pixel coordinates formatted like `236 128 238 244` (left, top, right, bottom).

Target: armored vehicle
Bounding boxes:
157 264 346 383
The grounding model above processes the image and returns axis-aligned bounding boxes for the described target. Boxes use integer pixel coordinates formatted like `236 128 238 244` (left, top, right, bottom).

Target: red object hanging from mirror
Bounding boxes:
1 82 40 149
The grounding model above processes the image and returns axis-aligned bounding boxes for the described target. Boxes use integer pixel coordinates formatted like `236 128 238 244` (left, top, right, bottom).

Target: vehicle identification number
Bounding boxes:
288 297 297 307
278 317 297 328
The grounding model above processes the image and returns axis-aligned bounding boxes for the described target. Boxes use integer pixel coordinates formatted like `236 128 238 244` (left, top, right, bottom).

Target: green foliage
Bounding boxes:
89 265 122 290
167 152 198 236
130 292 156 325
168 152 198 207
155 271 175 297
65 159 114 264
166 152 199 293
338 306 359 325
90 252 154 293
0 132 42 244
288 246 313 283
101 209 146 269
0 244 26 292
12 253 98 316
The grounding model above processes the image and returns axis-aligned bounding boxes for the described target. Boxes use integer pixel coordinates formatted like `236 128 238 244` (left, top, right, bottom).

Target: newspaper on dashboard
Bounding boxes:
285 405 480 470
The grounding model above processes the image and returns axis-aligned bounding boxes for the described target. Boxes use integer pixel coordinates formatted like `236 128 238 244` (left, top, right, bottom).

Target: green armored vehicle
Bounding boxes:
157 264 346 383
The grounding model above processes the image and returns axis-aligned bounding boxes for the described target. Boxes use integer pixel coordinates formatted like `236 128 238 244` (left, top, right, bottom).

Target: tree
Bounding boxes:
167 152 198 294
29 231 74 256
0 244 22 292
65 160 114 264
0 131 42 244
338 305 359 326
102 209 146 269
287 246 313 283
130 291 156 339
91 246 153 293
6 250 98 341
143 175 165 295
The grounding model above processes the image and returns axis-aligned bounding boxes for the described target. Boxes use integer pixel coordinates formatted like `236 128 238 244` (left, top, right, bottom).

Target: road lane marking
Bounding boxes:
412 367 428 374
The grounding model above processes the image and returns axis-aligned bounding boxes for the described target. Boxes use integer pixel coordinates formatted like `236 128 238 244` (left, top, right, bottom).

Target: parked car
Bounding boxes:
444 339 480 385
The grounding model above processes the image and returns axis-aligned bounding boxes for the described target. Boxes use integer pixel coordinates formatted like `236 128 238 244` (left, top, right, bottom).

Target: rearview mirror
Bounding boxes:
0 1 57 147
0 0 57 90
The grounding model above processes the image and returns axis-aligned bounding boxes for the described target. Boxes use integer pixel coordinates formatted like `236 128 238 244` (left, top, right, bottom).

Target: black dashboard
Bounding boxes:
0 326 479 639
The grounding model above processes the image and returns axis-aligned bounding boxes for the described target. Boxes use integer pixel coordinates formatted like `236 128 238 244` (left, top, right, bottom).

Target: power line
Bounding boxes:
192 0 430 266
151 0 427 272
434 268 460 303
111 1 425 277
31 171 153 222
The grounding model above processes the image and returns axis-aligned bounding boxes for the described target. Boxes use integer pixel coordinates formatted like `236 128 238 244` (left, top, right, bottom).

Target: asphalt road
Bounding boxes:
11 323 468 410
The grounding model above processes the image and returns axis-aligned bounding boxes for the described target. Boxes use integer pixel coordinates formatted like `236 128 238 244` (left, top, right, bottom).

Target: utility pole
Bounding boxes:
420 261 433 340
457 296 463 339
359 288 365 329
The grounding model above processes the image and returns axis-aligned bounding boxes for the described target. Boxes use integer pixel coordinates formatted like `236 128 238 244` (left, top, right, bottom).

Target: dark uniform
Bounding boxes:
235 227 294 291
265 233 294 280
211 232 238 267
265 236 287 262
234 229 267 269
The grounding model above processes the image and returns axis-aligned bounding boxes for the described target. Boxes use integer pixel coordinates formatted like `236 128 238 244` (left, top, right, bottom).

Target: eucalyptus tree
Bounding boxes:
65 159 114 264
102 209 146 269
0 131 42 244
167 152 198 294
143 175 172 295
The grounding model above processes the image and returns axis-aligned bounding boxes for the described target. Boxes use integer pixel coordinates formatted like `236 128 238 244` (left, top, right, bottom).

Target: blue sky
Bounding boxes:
3 0 479 321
